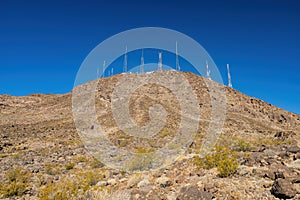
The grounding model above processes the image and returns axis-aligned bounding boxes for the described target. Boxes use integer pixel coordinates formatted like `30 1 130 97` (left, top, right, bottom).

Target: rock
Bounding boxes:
54 175 59 181
120 178 128 183
166 192 177 200
156 176 172 188
287 145 300 153
107 178 117 185
237 165 255 177
286 159 300 170
96 181 107 187
295 152 300 159
176 185 213 200
129 189 147 200
104 170 113 178
263 149 277 157
137 178 150 188
265 163 296 180
271 178 296 199
278 151 289 159
127 175 143 188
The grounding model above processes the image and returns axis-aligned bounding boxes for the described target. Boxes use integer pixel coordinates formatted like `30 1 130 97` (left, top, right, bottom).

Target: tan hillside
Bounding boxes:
0 71 299 199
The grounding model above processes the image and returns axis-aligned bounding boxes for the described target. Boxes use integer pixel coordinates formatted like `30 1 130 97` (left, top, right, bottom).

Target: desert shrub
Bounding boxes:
65 163 75 170
234 139 252 152
76 155 88 163
89 158 103 168
124 153 154 172
39 170 103 200
0 167 30 197
217 156 239 177
88 188 130 200
192 144 238 177
45 164 60 175
159 128 173 138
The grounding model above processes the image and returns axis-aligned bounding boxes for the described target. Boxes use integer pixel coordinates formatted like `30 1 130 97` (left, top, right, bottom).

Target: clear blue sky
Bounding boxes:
1 0 299 114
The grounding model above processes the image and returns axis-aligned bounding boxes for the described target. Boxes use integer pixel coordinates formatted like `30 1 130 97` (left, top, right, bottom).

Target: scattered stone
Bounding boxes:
127 175 143 188
271 178 297 199
96 181 107 187
286 159 300 170
107 178 117 185
104 170 113 178
287 145 300 154
176 185 213 200
156 176 172 188
120 178 128 183
263 149 277 157
137 178 150 188
237 165 255 177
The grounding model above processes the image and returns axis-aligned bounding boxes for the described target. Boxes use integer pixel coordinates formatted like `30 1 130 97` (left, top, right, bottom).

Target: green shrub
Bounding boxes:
39 170 103 200
45 164 60 175
217 156 239 177
89 158 103 168
192 144 238 177
65 163 75 170
124 153 154 172
0 167 30 197
234 139 252 152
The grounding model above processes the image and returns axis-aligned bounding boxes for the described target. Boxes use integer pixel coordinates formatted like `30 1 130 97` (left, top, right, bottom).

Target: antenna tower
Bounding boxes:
176 42 180 71
140 49 144 73
102 60 106 78
123 46 127 73
206 61 211 80
97 68 99 79
227 64 232 88
158 52 163 71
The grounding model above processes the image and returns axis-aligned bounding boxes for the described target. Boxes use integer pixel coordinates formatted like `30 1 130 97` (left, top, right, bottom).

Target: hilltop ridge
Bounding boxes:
0 71 299 199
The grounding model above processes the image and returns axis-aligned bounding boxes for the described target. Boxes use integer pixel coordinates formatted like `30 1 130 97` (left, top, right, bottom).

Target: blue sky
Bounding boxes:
1 0 299 114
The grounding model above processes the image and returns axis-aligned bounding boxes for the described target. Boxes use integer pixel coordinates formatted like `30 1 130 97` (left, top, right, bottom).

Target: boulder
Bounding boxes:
286 159 300 170
176 185 213 200
287 145 300 154
271 178 296 199
156 176 171 188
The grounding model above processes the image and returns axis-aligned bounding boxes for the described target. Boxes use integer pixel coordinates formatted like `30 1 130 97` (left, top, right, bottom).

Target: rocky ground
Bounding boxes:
0 71 299 199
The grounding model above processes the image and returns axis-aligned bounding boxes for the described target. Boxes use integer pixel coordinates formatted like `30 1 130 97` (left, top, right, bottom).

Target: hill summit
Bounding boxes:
0 71 299 199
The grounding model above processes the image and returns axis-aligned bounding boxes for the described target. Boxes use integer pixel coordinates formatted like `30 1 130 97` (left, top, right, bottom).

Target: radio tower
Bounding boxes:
102 60 106 78
111 68 114 76
96 68 99 79
140 49 144 74
123 46 127 73
206 61 211 80
227 64 232 88
176 41 180 71
158 52 163 71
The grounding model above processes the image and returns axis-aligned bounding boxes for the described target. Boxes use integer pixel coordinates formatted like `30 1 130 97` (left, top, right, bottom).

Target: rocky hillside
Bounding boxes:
0 71 299 199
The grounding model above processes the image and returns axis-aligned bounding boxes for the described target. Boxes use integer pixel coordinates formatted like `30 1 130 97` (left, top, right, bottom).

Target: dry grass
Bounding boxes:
89 188 130 200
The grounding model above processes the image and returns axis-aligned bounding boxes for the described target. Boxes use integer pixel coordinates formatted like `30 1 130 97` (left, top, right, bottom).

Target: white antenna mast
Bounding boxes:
111 68 114 76
96 68 99 79
102 60 106 78
123 46 127 73
206 61 211 80
227 64 232 88
176 41 180 71
140 49 144 74
158 52 163 71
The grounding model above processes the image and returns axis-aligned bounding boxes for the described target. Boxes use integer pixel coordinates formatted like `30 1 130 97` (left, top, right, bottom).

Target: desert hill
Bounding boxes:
0 71 299 199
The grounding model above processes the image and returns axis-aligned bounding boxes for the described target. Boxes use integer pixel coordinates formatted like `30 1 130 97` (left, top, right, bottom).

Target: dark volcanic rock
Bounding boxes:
176 185 213 200
287 145 300 154
271 178 297 199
